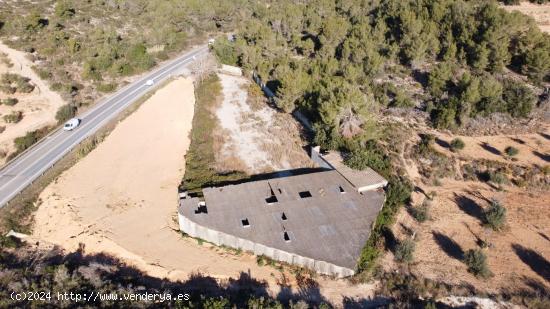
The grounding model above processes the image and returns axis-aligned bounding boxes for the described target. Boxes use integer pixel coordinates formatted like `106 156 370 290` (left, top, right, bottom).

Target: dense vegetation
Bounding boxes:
0 0 251 116
181 75 246 195
214 0 549 140
0 243 336 308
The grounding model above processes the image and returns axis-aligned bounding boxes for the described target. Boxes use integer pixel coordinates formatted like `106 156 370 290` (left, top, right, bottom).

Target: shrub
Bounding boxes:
14 131 39 153
485 199 506 231
463 248 491 278
3 111 23 123
502 79 536 118
450 138 465 152
505 146 519 157
256 255 265 266
344 146 390 176
1 98 18 106
96 83 117 93
394 238 415 263
55 104 77 124
411 202 430 222
489 170 507 185
0 84 15 94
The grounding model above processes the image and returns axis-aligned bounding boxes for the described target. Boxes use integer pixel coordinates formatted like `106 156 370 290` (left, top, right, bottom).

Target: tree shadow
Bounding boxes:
512 244 550 283
275 273 330 306
480 142 501 156
533 151 550 163
342 296 391 308
539 132 550 141
2 243 340 307
510 137 526 145
453 194 485 223
435 138 451 149
411 69 429 87
432 231 464 261
538 232 550 242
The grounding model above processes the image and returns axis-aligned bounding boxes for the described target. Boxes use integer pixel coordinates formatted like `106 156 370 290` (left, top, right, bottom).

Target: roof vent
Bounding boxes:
281 212 287 221
283 231 291 242
194 202 208 214
241 218 250 227
299 191 312 198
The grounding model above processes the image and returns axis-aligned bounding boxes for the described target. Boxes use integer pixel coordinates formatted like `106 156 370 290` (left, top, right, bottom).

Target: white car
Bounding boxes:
63 118 80 131
145 79 154 86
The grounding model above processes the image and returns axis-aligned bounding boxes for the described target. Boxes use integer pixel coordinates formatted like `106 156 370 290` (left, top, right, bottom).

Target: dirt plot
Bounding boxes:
0 42 65 163
433 124 550 167
390 180 550 293
503 2 550 34
385 119 550 295
216 73 311 175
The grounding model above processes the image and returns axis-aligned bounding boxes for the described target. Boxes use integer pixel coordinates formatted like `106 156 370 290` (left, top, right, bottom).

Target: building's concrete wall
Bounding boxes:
311 146 333 170
219 64 243 76
178 213 355 278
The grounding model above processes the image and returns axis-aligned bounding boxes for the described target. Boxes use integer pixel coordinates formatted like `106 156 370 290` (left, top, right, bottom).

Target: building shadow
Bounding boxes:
512 244 550 283
533 151 550 163
432 231 464 261
453 194 485 223
480 142 501 156
435 138 451 149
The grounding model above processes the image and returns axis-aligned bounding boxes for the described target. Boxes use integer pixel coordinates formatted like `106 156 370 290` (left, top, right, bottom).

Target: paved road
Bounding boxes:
0 45 209 208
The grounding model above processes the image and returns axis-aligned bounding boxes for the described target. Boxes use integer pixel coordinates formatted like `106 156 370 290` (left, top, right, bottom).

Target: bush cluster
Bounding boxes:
485 199 507 231
3 111 23 123
463 248 492 278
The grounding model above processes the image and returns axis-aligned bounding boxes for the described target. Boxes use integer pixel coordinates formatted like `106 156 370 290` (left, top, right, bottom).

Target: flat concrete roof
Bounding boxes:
179 170 385 270
320 151 388 192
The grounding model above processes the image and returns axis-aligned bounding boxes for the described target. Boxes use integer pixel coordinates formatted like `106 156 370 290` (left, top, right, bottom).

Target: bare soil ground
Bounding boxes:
30 77 374 307
215 73 311 175
433 126 550 167
386 120 550 295
503 2 550 34
0 42 65 163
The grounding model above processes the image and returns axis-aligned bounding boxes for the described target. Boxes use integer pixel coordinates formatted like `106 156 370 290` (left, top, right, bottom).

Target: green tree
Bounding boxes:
55 1 75 18
502 79 536 118
24 11 47 32
428 62 453 97
55 104 77 124
212 38 238 66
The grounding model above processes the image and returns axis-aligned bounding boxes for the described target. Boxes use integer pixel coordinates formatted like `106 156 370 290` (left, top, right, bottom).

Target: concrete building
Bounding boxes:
311 146 388 192
178 170 385 277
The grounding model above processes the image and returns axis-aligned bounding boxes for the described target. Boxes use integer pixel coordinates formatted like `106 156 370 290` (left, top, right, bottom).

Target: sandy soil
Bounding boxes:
390 179 550 292
216 73 311 174
0 42 65 162
386 121 550 294
503 1 550 34
31 77 371 306
433 124 550 167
